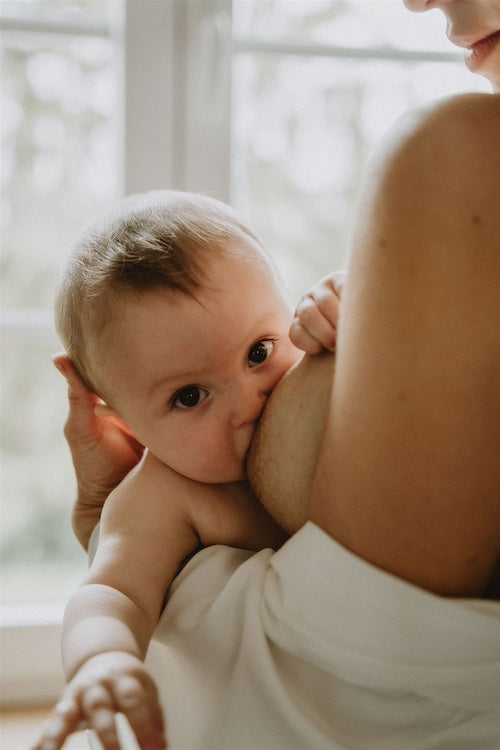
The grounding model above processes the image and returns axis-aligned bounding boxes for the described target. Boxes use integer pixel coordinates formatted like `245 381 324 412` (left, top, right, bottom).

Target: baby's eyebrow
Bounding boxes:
147 370 197 399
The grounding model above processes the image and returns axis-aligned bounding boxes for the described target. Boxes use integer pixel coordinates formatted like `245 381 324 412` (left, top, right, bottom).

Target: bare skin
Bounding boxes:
253 0 500 598
309 93 500 597
247 352 334 535
53 356 146 549
248 340 500 599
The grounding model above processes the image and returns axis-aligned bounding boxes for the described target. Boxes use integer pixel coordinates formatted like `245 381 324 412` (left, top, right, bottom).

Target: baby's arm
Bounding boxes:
289 270 347 354
35 453 286 750
35 452 201 750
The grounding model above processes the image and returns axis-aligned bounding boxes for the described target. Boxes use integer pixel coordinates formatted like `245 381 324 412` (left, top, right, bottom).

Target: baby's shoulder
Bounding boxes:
100 454 286 553
100 452 199 533
187 480 288 552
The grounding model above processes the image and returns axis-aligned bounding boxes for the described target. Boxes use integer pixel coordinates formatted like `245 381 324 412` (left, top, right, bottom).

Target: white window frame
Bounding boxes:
123 0 232 200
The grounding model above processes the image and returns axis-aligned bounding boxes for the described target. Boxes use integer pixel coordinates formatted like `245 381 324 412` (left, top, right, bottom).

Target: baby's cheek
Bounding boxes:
188 436 243 483
208 446 247 483
160 419 247 483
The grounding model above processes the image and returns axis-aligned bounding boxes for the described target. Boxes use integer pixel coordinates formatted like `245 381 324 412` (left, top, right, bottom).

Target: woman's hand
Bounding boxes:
33 652 166 750
289 271 347 354
53 355 145 550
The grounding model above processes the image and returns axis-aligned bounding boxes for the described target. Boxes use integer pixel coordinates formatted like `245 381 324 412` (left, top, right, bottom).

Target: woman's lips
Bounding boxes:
464 31 500 72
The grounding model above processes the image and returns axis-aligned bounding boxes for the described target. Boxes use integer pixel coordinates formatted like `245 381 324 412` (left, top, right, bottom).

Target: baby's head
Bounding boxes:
57 190 262 397
56 190 301 483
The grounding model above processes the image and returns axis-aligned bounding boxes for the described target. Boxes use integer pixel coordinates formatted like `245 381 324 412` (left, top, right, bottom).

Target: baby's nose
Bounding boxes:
231 386 269 427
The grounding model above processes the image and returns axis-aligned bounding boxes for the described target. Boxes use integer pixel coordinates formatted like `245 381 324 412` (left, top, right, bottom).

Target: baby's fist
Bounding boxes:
289 271 347 354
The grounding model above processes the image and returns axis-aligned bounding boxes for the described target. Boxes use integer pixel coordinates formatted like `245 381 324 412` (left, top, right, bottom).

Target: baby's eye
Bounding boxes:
248 339 274 368
172 385 208 410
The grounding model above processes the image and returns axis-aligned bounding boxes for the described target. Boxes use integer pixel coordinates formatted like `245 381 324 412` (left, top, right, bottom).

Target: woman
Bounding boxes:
51 1 500 748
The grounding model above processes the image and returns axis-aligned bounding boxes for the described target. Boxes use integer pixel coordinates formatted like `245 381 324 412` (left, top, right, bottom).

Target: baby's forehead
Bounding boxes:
216 237 281 279
95 234 281 330
218 232 270 262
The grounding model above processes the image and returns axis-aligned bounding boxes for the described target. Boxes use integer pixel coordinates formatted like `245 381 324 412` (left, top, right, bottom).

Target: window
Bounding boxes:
0 0 489 706
1 0 123 705
230 1 489 298
1 0 122 607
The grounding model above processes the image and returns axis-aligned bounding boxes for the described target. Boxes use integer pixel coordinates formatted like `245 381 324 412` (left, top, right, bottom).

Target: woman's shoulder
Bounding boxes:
379 92 499 171
365 92 500 235
416 93 499 157
421 91 500 120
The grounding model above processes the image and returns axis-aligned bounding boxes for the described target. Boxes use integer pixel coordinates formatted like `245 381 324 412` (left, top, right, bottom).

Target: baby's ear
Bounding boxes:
94 401 121 419
94 402 137 439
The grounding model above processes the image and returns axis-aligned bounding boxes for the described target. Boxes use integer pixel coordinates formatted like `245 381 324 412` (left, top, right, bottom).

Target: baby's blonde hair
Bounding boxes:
56 190 263 396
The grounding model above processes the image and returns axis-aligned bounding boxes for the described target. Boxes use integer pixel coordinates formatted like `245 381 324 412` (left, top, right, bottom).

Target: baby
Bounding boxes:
35 190 343 750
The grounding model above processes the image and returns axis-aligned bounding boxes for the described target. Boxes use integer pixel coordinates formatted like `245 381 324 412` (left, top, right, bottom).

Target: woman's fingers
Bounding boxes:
53 352 145 548
53 353 100 440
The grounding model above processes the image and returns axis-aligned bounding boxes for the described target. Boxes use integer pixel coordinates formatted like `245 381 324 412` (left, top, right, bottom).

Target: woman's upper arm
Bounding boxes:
310 94 500 596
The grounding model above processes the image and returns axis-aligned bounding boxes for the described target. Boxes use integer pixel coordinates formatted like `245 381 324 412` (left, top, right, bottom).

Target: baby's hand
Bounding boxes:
289 271 347 354
33 652 166 750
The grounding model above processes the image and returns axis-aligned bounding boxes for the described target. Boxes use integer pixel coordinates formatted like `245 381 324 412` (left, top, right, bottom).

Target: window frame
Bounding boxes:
123 0 232 200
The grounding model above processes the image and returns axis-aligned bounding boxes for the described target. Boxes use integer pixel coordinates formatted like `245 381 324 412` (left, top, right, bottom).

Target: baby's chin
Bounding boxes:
184 437 253 484
178 462 247 485
220 465 247 484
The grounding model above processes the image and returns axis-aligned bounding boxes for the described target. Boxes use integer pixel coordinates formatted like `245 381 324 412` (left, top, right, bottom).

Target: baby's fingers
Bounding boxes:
82 683 121 749
308 283 342 333
289 318 326 355
53 354 100 441
290 296 338 353
113 673 166 749
32 698 81 750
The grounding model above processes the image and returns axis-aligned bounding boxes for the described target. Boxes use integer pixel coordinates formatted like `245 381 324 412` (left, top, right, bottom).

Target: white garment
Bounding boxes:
149 522 500 750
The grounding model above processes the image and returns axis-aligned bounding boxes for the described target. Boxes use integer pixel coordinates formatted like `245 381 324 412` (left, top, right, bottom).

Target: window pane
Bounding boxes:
1 324 87 602
231 2 489 300
0 0 111 27
1 16 121 603
1 31 119 309
234 0 458 53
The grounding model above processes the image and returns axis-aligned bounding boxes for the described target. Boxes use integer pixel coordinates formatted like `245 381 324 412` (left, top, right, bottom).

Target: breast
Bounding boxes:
247 352 335 534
